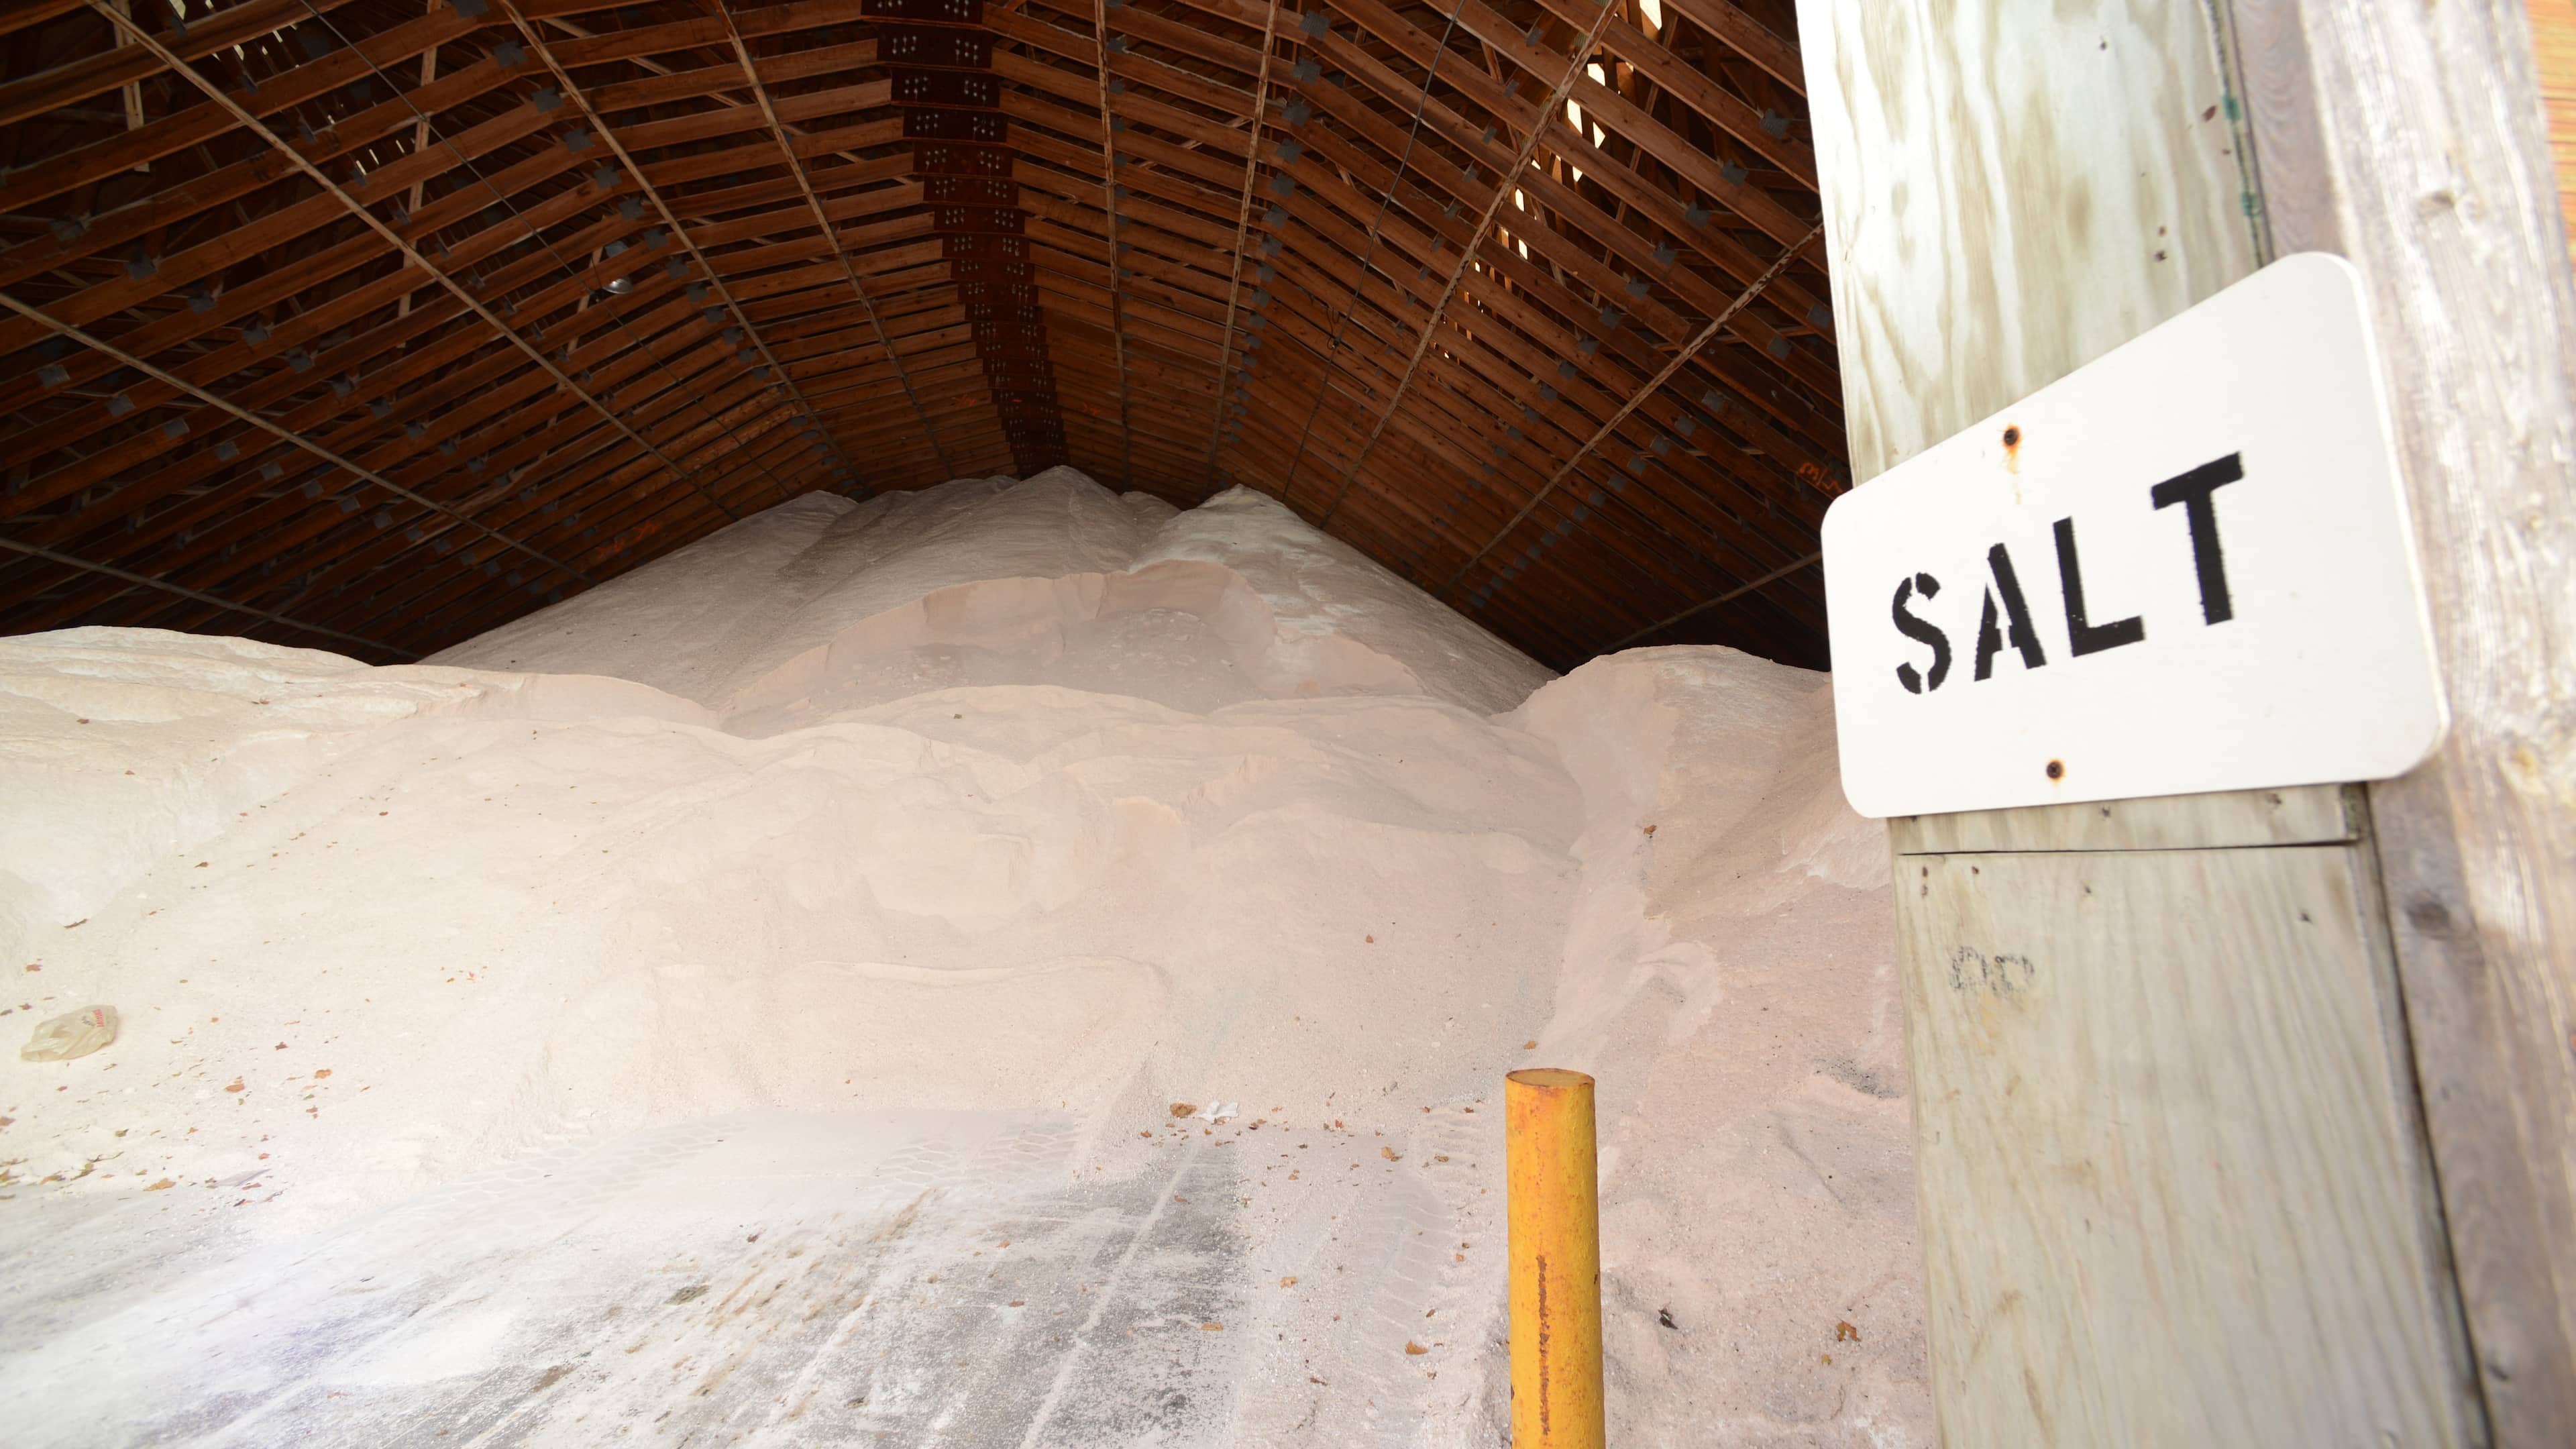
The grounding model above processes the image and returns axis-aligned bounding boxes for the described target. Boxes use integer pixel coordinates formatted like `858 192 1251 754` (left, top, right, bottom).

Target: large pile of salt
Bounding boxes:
0 469 1925 1445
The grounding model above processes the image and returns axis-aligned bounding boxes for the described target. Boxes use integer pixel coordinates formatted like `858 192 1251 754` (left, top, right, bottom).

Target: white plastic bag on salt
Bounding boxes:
20 1005 117 1063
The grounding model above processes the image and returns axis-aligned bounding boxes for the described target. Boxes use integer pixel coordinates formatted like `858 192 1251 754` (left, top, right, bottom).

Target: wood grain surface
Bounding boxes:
1793 0 2258 484
1900 844 2477 1448
1798 0 2576 1440
2233 1 2576 1438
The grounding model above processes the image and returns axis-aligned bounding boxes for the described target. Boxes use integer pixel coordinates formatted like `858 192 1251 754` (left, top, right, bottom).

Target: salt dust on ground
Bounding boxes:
0 468 1929 1447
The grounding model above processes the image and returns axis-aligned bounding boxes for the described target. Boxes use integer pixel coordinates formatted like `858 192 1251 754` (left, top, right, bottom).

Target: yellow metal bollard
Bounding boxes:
1507 1067 1605 1448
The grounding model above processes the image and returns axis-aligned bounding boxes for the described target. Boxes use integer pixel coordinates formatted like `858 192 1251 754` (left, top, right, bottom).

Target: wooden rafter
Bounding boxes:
83 0 745 520
1197 0 1275 482
712 0 957 481
1434 217 1814 596
0 276 592 582
0 0 1844 672
506 1 855 496
1312 1 1677 521
0 529 413 654
1090 0 1136 484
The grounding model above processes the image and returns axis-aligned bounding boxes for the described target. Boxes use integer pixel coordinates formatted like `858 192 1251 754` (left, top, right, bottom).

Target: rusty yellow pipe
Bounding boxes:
1507 1067 1605 1448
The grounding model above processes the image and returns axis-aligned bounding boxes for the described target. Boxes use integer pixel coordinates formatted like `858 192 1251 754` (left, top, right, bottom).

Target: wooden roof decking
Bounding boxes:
0 0 1843 671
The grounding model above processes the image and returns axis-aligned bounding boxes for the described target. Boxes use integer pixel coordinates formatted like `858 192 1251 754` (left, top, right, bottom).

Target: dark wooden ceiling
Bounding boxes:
0 0 1844 674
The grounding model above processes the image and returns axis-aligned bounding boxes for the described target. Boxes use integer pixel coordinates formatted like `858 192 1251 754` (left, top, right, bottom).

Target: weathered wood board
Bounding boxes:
1898 843 2478 1447
1794 0 2261 482
2228 3 2576 1437
1796 0 2576 1441
1888 783 2355 856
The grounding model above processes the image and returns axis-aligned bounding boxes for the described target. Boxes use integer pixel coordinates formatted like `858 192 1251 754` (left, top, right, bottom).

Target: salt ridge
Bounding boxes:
0 470 1927 1445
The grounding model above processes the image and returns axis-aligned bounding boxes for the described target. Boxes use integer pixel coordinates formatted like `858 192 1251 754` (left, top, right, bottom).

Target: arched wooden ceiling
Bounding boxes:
0 0 1844 672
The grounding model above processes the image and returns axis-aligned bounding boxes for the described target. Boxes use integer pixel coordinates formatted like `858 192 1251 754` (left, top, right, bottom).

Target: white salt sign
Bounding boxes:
1819 252 2447 819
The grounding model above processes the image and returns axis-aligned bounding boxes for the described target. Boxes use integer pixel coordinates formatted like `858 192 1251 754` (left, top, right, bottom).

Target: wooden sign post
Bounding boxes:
1794 1 2576 1443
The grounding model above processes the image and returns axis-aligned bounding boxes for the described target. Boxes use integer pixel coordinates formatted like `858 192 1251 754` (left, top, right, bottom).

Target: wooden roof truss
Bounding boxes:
0 0 1845 670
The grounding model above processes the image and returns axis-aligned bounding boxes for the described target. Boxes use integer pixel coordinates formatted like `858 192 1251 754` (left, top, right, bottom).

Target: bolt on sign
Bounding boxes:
1820 253 2447 818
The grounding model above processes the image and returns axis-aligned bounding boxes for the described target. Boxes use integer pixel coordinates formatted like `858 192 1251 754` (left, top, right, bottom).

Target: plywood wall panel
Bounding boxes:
1796 0 2259 482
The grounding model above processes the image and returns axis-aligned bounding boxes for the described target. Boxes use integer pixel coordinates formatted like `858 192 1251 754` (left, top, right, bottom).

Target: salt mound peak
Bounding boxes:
0 469 1925 1446
429 468 1552 716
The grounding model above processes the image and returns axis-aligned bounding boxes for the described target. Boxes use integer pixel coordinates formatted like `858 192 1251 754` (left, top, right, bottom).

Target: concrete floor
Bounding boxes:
3 1109 1489 1447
